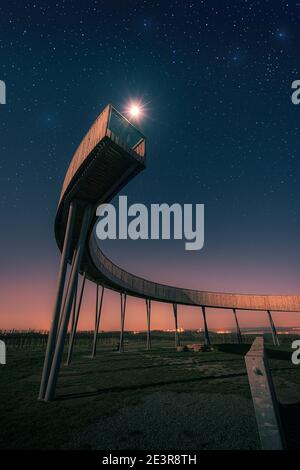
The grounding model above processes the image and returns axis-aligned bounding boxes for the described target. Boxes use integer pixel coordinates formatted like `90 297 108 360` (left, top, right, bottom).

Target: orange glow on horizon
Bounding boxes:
1 271 300 332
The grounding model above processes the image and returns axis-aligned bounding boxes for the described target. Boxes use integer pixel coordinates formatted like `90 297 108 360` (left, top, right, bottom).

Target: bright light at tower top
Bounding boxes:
130 104 141 117
125 100 146 122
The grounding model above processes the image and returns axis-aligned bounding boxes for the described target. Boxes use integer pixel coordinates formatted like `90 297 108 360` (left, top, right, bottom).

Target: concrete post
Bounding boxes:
267 310 280 346
201 306 211 347
146 299 151 350
38 201 77 400
44 205 92 402
233 308 243 344
119 292 126 353
91 284 104 357
173 303 180 348
66 272 87 365
245 337 285 449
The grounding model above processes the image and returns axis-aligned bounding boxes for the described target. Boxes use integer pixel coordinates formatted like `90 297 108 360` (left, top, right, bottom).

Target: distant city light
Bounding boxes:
164 327 185 333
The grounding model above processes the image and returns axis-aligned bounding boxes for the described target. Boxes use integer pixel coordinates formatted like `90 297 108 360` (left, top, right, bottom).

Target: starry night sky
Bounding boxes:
1 0 300 331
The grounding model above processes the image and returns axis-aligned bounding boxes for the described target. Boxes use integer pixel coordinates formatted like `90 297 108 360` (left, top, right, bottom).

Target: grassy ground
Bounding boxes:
0 335 299 450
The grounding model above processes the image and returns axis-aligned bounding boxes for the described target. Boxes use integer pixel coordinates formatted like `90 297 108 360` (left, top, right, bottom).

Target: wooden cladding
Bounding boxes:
89 236 300 311
59 105 145 206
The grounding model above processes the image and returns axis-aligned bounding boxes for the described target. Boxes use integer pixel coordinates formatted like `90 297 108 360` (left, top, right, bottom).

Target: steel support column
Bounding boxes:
57 252 79 339
146 299 151 350
91 284 105 357
173 303 180 348
44 205 92 402
58 263 72 337
70 276 78 336
267 310 280 346
119 292 126 353
66 272 87 365
201 306 211 347
38 201 77 400
233 308 243 344
95 282 99 333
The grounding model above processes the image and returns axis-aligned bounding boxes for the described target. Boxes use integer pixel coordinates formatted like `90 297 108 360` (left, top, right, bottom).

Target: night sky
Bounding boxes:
1 0 300 331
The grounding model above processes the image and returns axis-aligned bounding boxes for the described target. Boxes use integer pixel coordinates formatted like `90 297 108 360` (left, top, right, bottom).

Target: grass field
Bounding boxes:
0 332 299 450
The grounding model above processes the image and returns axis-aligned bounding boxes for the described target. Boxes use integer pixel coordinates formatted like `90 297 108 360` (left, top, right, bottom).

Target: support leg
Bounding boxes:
201 306 211 347
70 276 78 336
91 284 104 357
57 261 74 338
173 303 180 348
233 308 243 344
119 292 126 353
146 299 151 350
38 201 77 400
44 205 92 402
95 282 99 333
267 310 280 346
66 272 87 365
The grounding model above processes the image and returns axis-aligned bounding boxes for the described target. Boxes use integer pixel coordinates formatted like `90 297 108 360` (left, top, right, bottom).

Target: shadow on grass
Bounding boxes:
61 354 245 378
60 362 178 378
279 402 300 449
216 343 292 361
266 349 292 361
215 344 251 355
56 371 247 401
